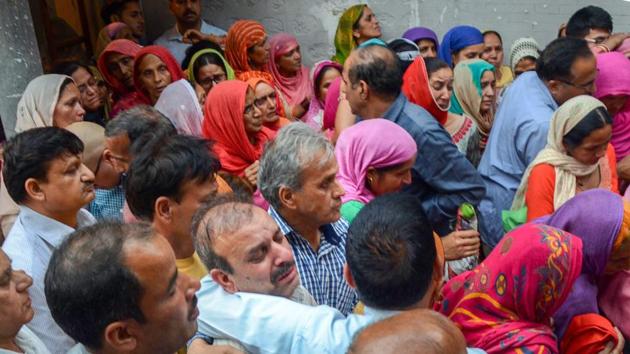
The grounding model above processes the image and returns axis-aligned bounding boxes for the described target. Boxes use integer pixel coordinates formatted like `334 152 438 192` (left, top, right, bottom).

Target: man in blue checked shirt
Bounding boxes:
258 123 358 315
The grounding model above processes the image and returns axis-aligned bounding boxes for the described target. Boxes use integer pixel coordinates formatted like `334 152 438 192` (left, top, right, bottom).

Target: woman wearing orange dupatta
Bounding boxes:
402 56 481 166
437 223 583 354
202 80 274 188
224 20 273 83
246 78 291 133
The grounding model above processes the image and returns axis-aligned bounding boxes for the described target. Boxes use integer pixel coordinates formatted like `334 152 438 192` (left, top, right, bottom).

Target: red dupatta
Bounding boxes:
402 56 449 125
437 224 583 354
202 80 273 176
132 46 184 104
97 39 142 97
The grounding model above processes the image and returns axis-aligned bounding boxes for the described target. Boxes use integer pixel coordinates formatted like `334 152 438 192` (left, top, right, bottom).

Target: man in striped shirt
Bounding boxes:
259 123 358 315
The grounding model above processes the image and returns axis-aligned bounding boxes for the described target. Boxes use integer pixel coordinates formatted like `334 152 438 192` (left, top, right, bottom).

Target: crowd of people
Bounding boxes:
1 0 630 353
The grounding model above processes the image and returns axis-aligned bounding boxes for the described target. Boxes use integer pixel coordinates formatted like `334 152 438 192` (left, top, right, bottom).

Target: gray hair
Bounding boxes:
258 122 335 210
191 193 254 274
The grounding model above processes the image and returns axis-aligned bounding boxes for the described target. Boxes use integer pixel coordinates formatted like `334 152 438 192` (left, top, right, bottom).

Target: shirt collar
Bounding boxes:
18 206 89 248
268 206 343 246
363 306 401 321
381 94 407 121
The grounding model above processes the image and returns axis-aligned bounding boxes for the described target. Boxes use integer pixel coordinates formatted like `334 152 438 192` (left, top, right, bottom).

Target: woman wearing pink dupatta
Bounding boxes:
303 60 343 130
437 223 583 354
335 119 417 223
595 52 630 162
267 33 311 120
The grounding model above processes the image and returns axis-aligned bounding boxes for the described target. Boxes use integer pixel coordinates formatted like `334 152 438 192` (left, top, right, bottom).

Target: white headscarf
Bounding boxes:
511 95 609 211
15 74 71 133
155 79 203 136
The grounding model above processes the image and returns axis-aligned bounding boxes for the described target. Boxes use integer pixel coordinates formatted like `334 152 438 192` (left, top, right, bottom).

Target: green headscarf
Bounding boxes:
332 4 367 65
187 48 236 83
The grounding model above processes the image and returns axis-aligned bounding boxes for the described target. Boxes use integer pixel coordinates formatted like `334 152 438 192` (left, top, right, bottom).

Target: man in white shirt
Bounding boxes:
154 0 226 65
0 249 50 354
189 194 317 352
2 127 97 353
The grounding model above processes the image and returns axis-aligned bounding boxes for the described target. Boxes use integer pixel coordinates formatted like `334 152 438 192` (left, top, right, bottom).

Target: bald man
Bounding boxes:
348 310 468 354
341 45 485 243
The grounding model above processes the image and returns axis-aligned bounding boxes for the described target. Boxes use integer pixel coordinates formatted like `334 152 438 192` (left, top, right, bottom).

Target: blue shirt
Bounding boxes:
154 20 227 65
378 94 486 235
195 276 487 354
477 72 558 247
269 207 357 315
2 206 96 353
88 185 124 221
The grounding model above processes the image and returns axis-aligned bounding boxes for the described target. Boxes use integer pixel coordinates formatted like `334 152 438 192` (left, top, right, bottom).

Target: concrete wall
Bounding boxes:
0 1 43 137
144 0 630 67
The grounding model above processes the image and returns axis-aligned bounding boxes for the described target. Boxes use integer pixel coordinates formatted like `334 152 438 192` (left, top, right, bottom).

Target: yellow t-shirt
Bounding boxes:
176 252 208 281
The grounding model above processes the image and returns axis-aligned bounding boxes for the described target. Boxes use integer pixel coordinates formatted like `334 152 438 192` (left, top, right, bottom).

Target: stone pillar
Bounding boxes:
0 1 43 138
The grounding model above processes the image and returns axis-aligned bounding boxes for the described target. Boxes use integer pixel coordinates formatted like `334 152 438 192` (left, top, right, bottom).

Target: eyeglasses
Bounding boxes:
254 92 277 108
584 37 607 45
556 78 595 91
244 102 256 115
198 73 227 88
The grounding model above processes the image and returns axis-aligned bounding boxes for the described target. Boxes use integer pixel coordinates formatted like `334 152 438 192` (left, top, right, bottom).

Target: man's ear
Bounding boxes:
359 80 369 100
103 321 138 352
343 263 356 289
24 178 45 202
154 197 173 223
278 186 297 211
547 80 562 100
102 149 115 167
210 269 238 294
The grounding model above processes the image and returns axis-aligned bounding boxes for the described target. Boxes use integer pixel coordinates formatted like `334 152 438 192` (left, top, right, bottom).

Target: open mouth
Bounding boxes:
276 265 296 283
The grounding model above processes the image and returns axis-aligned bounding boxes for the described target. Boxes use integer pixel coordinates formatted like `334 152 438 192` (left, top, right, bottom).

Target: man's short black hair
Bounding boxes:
348 46 403 100
2 127 83 204
536 37 593 82
566 6 613 38
346 193 436 309
104 105 176 154
101 0 140 24
125 134 220 220
45 221 152 350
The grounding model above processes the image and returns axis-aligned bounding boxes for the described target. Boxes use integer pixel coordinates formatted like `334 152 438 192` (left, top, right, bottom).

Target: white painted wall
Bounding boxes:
145 0 630 66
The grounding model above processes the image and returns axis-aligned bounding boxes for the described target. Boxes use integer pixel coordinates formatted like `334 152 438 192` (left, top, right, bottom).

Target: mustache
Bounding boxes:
270 261 295 284
184 10 197 16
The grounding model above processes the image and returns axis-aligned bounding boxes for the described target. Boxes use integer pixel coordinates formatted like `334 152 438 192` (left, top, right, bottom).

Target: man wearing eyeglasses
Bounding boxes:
66 122 125 222
102 106 176 221
477 37 597 249
565 5 630 54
